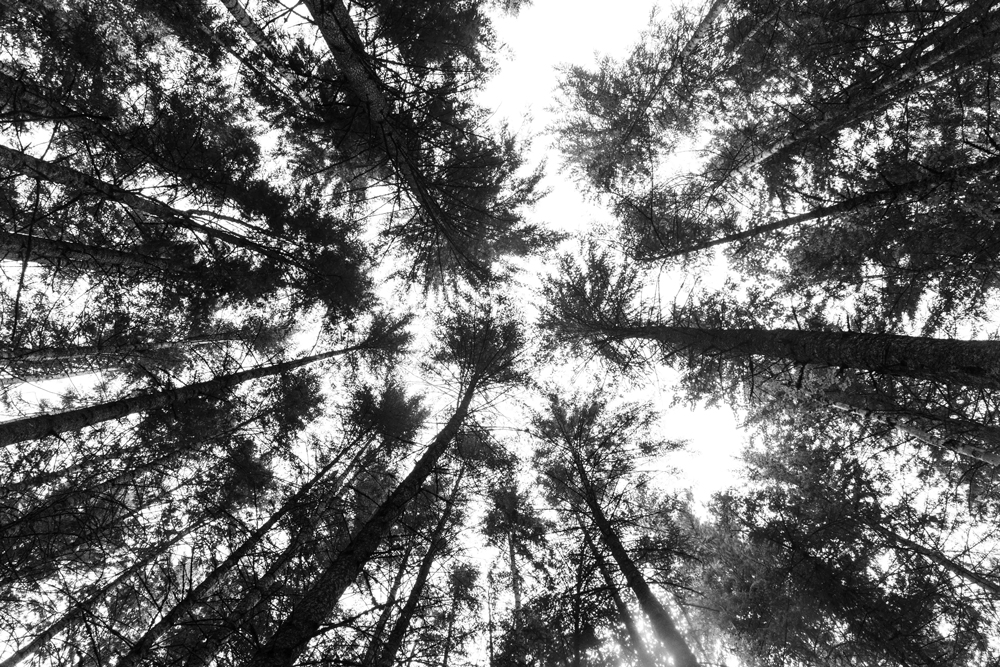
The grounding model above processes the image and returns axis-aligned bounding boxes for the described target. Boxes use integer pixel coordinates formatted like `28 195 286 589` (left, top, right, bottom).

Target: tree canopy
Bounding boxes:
3 1 1000 666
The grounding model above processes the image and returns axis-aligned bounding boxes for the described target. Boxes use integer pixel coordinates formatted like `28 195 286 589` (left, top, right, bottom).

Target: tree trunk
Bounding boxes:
582 527 657 667
0 342 363 447
114 450 351 667
586 323 1000 390
0 229 176 273
658 154 1000 257
869 523 1000 597
300 0 454 246
0 523 201 667
356 546 414 667
0 144 293 266
571 450 699 667
372 469 464 667
245 378 480 667
820 390 1000 466
723 0 1000 178
181 435 373 667
508 532 522 629
0 330 243 364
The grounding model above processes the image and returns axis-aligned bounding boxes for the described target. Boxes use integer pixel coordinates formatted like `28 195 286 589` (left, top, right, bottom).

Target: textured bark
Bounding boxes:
0 343 361 447
372 470 463 667
114 454 349 667
245 379 479 667
0 525 200 667
656 154 1000 257
583 528 657 667
571 451 699 667
590 324 1000 390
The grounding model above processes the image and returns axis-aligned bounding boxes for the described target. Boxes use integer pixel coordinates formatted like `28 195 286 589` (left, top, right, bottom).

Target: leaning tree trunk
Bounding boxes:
819 390 1000 466
867 522 1000 597
722 0 1000 179
0 144 295 267
114 450 351 667
355 546 414 667
657 154 1000 258
300 0 453 243
583 323 1000 390
0 340 367 447
180 432 380 667
245 377 480 667
571 451 699 667
0 229 177 273
371 469 464 667
582 527 658 667
0 521 203 667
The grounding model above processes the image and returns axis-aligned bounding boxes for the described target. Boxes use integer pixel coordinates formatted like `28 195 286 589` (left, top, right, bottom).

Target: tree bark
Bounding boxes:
582 323 1000 390
372 469 464 667
0 342 364 447
571 450 699 667
245 378 480 667
570 449 699 667
582 527 657 667
655 154 1000 258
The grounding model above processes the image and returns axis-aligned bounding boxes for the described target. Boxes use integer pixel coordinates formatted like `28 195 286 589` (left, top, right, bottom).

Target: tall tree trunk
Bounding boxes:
0 144 294 266
868 522 1000 597
571 450 699 667
245 378 480 667
582 527 657 667
0 522 202 667
0 341 366 447
0 330 244 364
722 0 1000 178
181 434 374 667
299 0 455 247
357 546 415 667
372 469 464 667
0 229 176 273
508 532 522 630
820 390 1000 465
656 154 1000 257
114 449 352 667
575 322 1000 390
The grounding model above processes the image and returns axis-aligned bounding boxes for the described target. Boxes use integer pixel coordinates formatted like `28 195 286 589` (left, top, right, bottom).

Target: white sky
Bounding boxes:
479 0 747 506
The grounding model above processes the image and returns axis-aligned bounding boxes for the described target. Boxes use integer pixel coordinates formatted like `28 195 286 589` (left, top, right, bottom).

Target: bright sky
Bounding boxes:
479 0 747 506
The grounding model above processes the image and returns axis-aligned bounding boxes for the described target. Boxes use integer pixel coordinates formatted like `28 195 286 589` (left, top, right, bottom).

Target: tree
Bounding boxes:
542 250 1000 391
533 395 700 667
245 302 524 667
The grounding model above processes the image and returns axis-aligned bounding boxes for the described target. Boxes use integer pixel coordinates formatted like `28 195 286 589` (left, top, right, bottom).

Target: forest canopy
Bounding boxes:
2 0 1000 666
